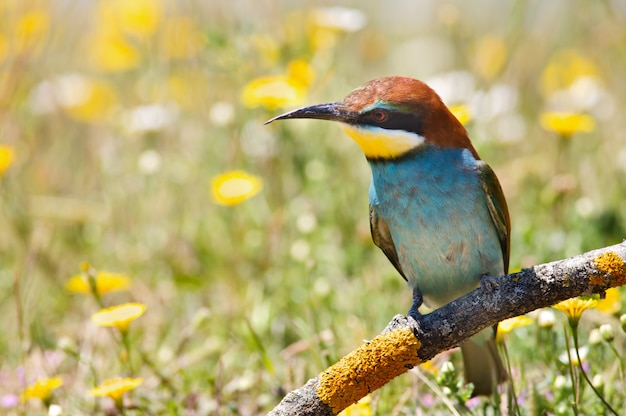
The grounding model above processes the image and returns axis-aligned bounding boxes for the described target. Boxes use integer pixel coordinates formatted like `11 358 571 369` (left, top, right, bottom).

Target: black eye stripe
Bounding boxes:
359 109 424 136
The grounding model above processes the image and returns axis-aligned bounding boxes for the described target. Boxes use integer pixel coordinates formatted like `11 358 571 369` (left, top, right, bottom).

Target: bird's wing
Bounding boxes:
477 162 511 274
369 206 407 281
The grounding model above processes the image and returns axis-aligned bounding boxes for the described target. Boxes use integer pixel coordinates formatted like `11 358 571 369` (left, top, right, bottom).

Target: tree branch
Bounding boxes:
267 242 626 416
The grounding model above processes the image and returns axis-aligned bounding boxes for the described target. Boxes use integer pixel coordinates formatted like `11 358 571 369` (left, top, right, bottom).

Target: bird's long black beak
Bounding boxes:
264 102 357 125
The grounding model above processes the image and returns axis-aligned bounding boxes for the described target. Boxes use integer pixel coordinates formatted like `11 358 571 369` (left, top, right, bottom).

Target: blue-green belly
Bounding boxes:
369 147 504 308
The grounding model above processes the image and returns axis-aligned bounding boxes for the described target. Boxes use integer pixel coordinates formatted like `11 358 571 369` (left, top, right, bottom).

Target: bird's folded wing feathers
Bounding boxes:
370 206 407 281
477 162 511 274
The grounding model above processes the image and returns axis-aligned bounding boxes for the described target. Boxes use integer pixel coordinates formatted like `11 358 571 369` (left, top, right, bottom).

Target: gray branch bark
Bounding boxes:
267 241 626 416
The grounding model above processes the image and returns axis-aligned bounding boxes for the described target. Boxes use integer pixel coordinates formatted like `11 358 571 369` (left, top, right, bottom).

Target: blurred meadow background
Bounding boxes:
1 0 626 414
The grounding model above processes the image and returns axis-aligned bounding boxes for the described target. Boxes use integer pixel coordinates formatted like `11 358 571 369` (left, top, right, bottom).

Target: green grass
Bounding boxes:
1 1 626 414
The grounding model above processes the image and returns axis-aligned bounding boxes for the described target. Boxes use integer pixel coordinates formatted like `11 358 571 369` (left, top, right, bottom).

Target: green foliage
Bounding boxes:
436 362 474 404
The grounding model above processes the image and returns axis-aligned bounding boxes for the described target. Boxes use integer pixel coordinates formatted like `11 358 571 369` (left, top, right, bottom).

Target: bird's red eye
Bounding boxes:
371 109 388 122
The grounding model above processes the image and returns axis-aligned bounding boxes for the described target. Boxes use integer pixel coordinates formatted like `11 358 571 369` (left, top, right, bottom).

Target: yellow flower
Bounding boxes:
496 315 533 343
62 78 118 124
88 377 142 402
241 73 309 110
420 360 438 375
541 50 600 96
14 9 50 54
307 8 366 52
287 60 316 87
338 395 371 416
540 112 595 137
159 16 202 60
553 297 597 328
21 377 63 402
165 70 207 110
248 34 280 67
0 34 8 63
89 28 141 72
308 25 340 52
0 145 15 175
471 35 507 79
211 170 263 206
66 272 131 295
596 288 621 315
448 104 472 126
99 0 162 38
91 303 146 331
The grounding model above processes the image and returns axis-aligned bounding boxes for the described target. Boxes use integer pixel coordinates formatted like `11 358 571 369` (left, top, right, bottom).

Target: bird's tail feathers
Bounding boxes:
460 331 508 397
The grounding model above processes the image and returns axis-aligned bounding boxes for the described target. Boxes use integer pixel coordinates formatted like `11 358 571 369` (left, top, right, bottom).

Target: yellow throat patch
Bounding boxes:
341 124 424 159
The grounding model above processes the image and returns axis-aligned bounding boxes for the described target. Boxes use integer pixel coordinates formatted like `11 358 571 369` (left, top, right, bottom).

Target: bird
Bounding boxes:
266 76 510 396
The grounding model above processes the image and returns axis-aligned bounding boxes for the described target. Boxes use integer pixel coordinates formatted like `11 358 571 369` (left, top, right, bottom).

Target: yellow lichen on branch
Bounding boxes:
593 251 626 287
317 328 421 413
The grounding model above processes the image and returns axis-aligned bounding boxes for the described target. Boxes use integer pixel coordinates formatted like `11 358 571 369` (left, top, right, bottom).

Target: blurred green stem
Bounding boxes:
556 135 571 175
607 343 625 387
553 135 571 224
84 264 105 309
139 349 176 394
539 327 557 369
499 342 521 415
412 369 463 416
114 397 126 416
245 319 275 376
563 323 579 415
571 327 618 415
120 330 134 376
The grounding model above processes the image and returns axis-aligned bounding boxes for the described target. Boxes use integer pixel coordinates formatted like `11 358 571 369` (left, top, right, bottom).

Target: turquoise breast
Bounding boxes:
368 146 504 308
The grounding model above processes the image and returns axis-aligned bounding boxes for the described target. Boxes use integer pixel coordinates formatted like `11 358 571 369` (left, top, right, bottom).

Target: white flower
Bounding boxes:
137 149 162 174
537 309 556 328
312 7 367 32
559 346 588 366
29 73 92 114
209 101 234 126
124 103 178 134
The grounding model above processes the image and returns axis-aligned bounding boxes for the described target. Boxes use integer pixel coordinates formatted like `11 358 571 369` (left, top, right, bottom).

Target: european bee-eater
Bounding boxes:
266 76 510 396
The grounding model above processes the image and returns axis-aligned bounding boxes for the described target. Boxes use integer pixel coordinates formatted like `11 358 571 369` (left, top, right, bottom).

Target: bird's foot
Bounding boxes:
480 274 500 294
407 288 423 329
